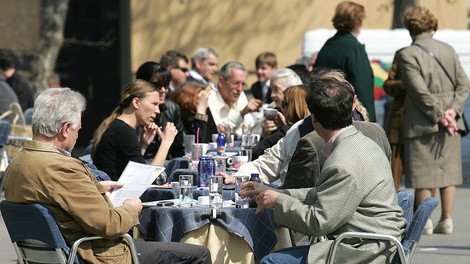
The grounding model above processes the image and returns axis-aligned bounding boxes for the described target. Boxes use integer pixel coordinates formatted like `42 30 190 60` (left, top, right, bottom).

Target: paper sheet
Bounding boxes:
109 161 165 207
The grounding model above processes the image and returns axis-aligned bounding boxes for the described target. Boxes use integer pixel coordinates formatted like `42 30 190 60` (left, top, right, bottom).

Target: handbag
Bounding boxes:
414 43 469 136
0 102 33 157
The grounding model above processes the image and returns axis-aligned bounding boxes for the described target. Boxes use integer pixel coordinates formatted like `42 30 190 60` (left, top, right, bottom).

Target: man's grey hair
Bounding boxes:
32 88 86 137
191 47 218 68
271 68 302 88
219 61 247 79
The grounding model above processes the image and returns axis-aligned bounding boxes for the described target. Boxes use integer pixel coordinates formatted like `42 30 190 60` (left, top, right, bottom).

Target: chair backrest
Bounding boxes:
398 196 439 264
0 120 12 147
0 200 79 264
396 189 414 226
23 108 34 125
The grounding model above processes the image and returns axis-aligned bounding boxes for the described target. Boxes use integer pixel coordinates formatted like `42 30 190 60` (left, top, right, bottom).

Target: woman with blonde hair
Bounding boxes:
252 85 310 160
92 79 177 180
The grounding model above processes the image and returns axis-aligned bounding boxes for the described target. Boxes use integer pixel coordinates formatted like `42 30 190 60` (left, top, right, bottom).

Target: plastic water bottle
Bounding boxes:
217 132 226 155
249 173 261 208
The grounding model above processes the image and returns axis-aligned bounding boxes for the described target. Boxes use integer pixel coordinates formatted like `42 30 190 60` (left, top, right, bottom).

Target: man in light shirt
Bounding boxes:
208 61 262 136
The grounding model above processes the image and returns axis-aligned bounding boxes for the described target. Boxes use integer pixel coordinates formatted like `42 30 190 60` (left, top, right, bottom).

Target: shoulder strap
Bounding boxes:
413 43 456 88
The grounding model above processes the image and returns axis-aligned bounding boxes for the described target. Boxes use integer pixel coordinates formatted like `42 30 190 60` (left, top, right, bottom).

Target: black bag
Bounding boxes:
459 113 469 136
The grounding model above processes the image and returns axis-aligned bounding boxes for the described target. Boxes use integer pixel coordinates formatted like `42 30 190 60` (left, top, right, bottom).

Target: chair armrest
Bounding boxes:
326 232 406 264
67 233 139 264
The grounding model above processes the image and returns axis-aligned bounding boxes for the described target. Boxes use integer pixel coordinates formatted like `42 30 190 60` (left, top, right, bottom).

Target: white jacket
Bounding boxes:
234 118 305 184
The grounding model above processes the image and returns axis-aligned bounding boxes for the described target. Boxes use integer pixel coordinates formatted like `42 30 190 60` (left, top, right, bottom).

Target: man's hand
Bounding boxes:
239 182 282 213
239 181 271 197
255 189 281 214
241 99 262 117
123 198 143 214
216 172 235 185
100 181 124 194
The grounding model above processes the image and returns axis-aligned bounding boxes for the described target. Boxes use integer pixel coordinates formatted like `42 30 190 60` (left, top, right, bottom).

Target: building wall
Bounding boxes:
0 0 40 52
130 0 468 83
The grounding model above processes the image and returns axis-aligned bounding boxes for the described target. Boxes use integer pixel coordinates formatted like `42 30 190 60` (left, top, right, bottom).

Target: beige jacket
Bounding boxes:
398 34 470 139
4 140 139 263
275 127 406 263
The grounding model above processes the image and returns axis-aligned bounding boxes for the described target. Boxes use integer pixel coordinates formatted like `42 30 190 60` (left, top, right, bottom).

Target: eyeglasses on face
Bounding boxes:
175 67 188 73
226 79 247 89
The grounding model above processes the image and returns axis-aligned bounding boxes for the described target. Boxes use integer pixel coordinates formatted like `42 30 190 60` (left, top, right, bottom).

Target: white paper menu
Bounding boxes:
109 161 165 207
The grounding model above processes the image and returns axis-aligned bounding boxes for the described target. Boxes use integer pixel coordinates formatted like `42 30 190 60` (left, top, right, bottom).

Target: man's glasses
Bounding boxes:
175 67 188 73
226 80 247 89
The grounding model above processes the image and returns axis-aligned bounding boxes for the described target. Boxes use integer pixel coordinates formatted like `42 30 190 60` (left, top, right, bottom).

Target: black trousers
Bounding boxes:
134 240 211 264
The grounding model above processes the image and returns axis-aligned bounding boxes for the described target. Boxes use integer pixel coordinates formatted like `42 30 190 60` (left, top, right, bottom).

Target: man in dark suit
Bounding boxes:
250 51 277 104
187 47 219 85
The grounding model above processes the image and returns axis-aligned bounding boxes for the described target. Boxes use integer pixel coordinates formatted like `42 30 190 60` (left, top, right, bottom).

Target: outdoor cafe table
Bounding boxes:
135 205 292 264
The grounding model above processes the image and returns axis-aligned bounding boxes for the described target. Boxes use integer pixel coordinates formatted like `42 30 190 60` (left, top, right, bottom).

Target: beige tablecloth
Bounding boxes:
180 224 292 264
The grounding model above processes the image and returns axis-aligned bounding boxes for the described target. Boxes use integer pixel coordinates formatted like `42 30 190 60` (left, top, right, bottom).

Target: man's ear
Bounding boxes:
352 95 357 111
311 114 317 126
60 122 72 138
195 59 202 69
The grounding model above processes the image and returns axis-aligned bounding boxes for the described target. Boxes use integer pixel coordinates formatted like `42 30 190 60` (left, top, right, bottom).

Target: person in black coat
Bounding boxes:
136 61 185 160
0 49 33 111
314 1 376 121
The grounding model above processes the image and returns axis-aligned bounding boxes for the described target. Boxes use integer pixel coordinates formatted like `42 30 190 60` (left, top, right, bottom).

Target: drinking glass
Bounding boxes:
208 176 224 209
213 156 227 174
179 175 193 207
191 143 208 162
184 135 195 158
235 175 250 208
241 134 260 161
170 181 180 198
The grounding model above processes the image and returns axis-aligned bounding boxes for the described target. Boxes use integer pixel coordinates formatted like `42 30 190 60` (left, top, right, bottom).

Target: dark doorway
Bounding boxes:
55 0 131 154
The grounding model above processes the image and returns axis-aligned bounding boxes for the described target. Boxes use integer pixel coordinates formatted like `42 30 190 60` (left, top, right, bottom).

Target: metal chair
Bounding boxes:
0 120 12 192
326 196 439 264
0 200 140 264
311 189 415 245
